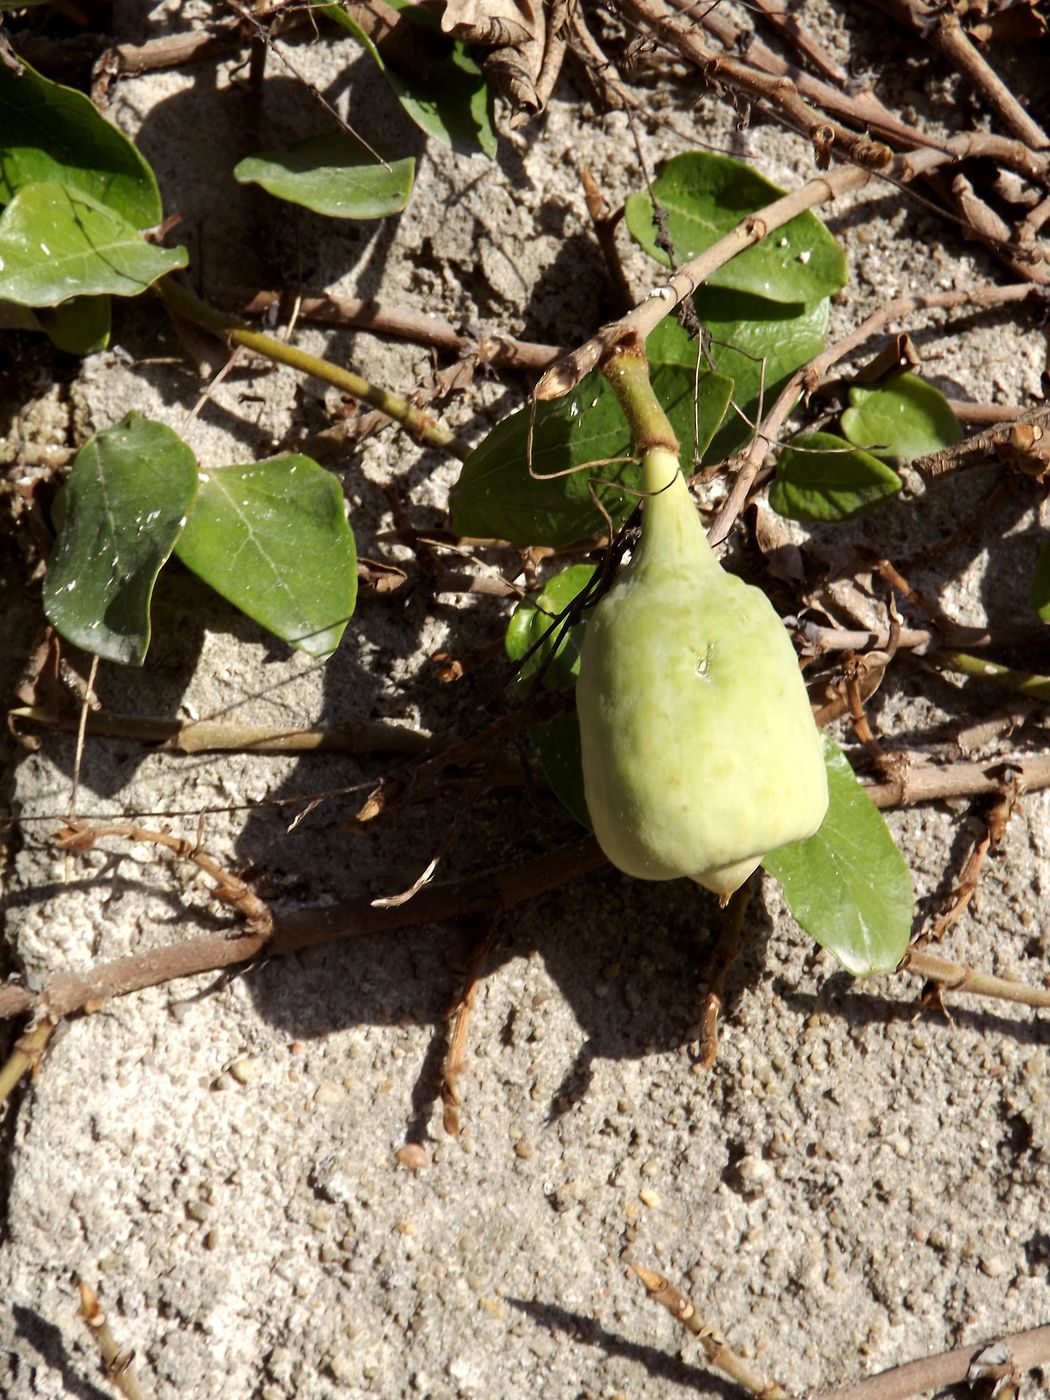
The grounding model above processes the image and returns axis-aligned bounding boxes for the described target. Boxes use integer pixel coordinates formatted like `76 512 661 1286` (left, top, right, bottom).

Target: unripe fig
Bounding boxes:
576 447 828 898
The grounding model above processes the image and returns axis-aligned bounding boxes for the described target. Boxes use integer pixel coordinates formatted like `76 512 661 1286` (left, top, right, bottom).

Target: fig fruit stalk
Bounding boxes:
576 446 828 899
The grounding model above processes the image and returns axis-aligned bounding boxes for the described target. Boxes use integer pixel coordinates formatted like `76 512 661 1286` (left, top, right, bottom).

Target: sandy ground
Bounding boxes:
1 3 1048 1397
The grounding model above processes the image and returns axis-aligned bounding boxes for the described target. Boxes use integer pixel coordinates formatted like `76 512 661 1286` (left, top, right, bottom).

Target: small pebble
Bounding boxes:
396 1143 430 1171
313 1082 345 1108
227 1057 260 1085
639 1188 660 1209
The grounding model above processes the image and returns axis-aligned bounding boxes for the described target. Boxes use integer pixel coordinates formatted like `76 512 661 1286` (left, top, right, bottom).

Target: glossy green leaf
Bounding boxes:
43 414 199 666
651 292 829 463
0 183 187 306
0 59 161 227
234 135 414 219
317 1 497 158
840 371 963 461
174 455 357 659
625 152 847 303
763 737 913 976
1032 540 1050 623
770 431 902 521
505 565 595 828
450 363 733 547
36 295 111 354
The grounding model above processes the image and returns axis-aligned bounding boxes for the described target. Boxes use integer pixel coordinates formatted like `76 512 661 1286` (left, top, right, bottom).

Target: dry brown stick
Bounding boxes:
441 924 500 1136
106 26 241 73
692 0 936 152
537 162 875 399
808 1321 1050 1400
922 782 1020 946
538 137 1036 404
863 753 1050 809
868 0 1049 151
1017 192 1050 249
633 1265 791 1398
230 289 562 371
915 402 1050 482
947 400 1042 425
660 0 1049 185
77 1281 149 1400
9 706 434 756
0 838 607 1022
57 823 275 936
746 0 850 84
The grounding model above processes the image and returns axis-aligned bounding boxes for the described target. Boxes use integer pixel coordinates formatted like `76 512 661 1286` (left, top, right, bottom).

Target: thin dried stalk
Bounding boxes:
633 1265 791 1398
77 1281 149 1400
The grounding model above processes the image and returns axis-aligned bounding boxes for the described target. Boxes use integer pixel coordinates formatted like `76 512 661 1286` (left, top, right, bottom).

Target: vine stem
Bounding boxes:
157 278 471 460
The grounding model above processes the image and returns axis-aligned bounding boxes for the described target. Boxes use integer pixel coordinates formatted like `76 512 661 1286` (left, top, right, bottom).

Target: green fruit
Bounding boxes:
576 447 828 898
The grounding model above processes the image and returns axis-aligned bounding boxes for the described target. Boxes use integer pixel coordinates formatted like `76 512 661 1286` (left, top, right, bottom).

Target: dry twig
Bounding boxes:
77 1281 149 1400
633 1264 791 1398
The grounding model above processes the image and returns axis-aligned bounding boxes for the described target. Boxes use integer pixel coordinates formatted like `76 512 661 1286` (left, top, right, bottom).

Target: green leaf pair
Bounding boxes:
45 414 358 666
771 371 964 521
0 59 188 348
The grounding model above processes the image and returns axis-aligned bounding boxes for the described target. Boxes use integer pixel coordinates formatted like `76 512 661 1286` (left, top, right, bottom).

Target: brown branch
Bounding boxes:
914 402 1050 482
441 924 499 1136
8 706 434 756
863 753 1050 808
0 839 607 1022
809 1321 1050 1399
690 0 946 154
229 290 562 371
633 1265 791 1398
746 0 850 84
867 0 1049 151
56 823 274 937
922 782 1020 946
536 161 875 400
901 947 1050 1010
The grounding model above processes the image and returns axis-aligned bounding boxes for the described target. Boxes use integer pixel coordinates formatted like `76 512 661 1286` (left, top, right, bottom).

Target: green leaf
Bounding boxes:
0 182 187 306
450 363 733 547
43 414 199 666
651 292 829 463
505 565 595 828
840 371 964 462
770 430 902 522
174 455 357 660
0 58 162 227
625 152 847 303
36 295 111 354
1032 540 1050 623
763 738 913 976
233 135 414 219
506 564 595 689
316 1 497 158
